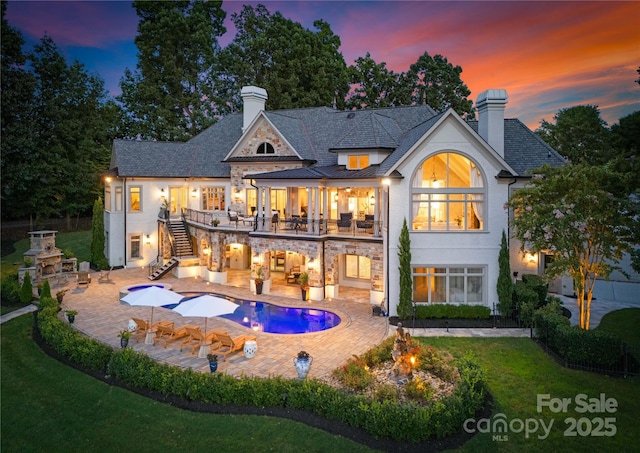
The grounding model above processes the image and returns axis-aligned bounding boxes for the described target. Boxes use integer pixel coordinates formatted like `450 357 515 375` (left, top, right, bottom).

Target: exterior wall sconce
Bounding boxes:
105 176 112 184
145 235 151 245
192 189 197 198
161 188 165 193
370 194 375 206
334 193 339 202
527 252 537 263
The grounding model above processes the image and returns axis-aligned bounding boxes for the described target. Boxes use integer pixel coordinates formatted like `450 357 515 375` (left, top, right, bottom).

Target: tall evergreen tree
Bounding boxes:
497 230 513 315
90 197 108 270
219 4 348 111
118 0 227 141
397 218 413 319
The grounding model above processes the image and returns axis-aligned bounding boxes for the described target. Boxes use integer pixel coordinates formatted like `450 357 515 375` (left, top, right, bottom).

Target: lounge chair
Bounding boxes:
153 323 194 348
98 266 113 283
213 332 257 361
356 214 375 233
130 317 165 343
180 326 222 355
77 271 91 287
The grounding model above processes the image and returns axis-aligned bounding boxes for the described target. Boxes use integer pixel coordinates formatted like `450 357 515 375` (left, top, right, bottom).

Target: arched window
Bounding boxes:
256 142 275 154
411 152 485 231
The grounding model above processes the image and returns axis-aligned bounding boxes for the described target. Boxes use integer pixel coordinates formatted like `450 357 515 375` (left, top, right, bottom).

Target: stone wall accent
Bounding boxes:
325 240 384 292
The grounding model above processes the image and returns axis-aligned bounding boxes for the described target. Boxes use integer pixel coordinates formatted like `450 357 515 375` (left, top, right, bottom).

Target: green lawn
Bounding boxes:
595 308 640 346
2 314 638 452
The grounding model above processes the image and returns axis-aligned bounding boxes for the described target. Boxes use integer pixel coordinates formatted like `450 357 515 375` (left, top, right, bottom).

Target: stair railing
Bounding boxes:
148 255 162 278
165 222 178 257
180 209 195 255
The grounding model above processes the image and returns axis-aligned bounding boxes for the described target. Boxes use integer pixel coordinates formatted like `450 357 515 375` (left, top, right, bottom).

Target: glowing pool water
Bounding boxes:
169 292 341 334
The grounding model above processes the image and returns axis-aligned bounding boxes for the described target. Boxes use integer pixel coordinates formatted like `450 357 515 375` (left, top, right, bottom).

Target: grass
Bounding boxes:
2 315 638 452
595 308 640 346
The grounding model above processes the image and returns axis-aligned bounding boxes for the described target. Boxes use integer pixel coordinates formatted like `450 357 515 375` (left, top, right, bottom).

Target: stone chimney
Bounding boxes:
241 86 268 132
476 89 508 157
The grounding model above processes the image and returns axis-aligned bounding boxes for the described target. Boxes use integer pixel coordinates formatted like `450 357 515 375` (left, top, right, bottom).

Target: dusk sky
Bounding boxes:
5 0 639 129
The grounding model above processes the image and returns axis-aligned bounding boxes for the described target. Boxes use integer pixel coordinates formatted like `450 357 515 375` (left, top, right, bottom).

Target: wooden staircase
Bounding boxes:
148 257 179 281
168 220 194 257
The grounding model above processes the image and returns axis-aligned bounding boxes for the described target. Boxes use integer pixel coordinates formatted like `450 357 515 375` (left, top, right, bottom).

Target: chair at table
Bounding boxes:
77 271 91 287
228 210 239 227
286 265 301 284
356 214 375 233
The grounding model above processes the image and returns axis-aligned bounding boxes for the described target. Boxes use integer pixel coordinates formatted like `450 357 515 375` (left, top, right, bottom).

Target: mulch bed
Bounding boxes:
31 313 491 452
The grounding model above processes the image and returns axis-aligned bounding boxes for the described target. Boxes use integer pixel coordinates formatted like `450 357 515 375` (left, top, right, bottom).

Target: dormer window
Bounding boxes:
348 155 369 170
256 142 275 154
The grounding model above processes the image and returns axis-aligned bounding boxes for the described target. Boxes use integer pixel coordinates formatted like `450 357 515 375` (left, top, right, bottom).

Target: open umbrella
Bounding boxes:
172 294 239 337
121 286 183 325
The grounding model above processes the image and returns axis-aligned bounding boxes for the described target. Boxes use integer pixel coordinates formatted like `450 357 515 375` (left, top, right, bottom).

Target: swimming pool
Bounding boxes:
170 292 342 335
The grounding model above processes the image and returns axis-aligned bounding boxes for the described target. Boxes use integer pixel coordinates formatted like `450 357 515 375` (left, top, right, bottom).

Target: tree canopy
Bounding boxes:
118 0 227 141
507 163 637 330
219 4 348 112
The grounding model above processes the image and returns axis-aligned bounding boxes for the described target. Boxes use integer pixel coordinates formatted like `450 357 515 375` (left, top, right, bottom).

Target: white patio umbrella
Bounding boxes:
121 286 183 325
172 294 239 337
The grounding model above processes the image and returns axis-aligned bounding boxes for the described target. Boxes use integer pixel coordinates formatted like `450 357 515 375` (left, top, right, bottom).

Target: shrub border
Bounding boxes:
33 297 490 452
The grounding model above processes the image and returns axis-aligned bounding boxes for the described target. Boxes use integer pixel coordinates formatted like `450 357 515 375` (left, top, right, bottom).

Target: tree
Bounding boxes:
345 52 405 109
507 163 637 330
497 230 513 316
90 197 108 270
219 4 348 111
397 218 413 319
1 2 37 221
118 0 227 141
405 52 474 118
535 105 612 165
20 273 33 303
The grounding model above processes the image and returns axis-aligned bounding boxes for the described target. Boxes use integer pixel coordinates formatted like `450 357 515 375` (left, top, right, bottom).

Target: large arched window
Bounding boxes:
411 152 485 231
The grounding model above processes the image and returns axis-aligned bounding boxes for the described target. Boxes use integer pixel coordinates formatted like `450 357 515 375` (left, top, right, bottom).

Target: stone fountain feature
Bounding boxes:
390 323 415 381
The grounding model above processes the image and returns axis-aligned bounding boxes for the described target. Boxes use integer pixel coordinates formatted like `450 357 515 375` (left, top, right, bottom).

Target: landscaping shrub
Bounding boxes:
404 377 432 402
19 273 33 303
39 279 52 299
374 383 399 403
331 355 374 391
513 280 540 327
1 274 21 306
36 303 487 443
415 303 491 319
413 344 459 382
361 336 394 367
534 304 623 367
522 274 548 306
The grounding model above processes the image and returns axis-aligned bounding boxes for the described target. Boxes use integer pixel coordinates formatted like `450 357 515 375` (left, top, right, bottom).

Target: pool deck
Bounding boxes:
11 267 531 380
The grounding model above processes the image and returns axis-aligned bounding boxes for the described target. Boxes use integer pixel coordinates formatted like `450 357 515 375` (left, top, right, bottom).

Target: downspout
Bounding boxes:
123 177 127 268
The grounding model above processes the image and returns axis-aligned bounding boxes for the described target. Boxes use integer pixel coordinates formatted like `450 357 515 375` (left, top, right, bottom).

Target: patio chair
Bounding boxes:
337 212 353 232
356 214 375 233
77 271 91 287
286 265 301 284
228 210 239 226
130 317 165 343
98 266 113 283
153 323 193 348
213 332 257 361
180 326 222 355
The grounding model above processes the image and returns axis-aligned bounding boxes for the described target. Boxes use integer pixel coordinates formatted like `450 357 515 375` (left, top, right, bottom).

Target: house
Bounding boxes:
103 86 564 316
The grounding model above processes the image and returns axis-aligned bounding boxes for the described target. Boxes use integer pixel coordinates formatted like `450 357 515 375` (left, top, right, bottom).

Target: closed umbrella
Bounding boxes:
172 294 239 338
121 286 183 325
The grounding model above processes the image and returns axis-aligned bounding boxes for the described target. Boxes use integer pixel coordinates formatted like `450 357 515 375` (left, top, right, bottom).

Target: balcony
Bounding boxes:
182 209 382 240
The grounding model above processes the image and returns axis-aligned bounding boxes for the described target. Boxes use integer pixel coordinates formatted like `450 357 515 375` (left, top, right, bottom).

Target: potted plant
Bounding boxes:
56 289 68 304
211 218 220 227
65 310 78 324
118 329 132 348
254 266 264 295
293 350 313 379
297 272 309 301
158 198 169 219
207 353 218 373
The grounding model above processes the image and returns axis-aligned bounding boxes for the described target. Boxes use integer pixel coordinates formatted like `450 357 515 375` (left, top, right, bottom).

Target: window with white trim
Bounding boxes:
256 142 275 154
201 187 225 211
130 234 142 260
104 186 111 211
411 153 485 231
345 254 371 280
129 186 142 212
413 266 484 303
115 186 122 211
347 155 369 170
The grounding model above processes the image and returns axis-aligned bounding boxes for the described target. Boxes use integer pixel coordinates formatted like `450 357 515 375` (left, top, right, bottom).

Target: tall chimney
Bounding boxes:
476 89 508 157
241 86 268 132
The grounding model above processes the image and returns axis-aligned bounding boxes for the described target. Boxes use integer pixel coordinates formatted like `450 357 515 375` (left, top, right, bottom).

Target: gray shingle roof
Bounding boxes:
467 119 565 175
109 102 560 181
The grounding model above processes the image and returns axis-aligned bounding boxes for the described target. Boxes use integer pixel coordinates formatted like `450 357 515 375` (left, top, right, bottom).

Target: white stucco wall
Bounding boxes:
385 116 511 316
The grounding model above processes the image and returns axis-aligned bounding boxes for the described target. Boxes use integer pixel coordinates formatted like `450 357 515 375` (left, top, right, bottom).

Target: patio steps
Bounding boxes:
148 257 179 281
168 221 193 257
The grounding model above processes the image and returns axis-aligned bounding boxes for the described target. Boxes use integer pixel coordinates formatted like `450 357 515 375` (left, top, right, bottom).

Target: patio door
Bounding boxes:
169 187 188 216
